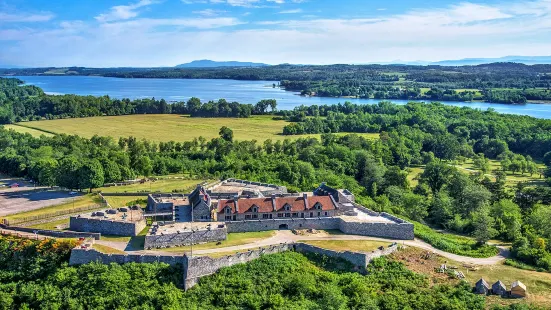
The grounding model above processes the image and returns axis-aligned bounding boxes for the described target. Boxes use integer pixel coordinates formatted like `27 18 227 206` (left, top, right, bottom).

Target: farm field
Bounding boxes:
2 124 54 137
9 115 380 142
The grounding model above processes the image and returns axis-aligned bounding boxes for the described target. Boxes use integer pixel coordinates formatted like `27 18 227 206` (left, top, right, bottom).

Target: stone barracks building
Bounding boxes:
216 194 338 221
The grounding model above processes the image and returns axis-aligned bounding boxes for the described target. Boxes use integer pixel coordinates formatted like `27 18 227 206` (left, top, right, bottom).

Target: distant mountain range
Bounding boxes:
429 56 551 66
175 60 270 68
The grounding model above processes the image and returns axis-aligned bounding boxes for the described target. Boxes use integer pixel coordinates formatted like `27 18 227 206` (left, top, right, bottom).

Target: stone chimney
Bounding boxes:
271 194 277 212
303 193 309 211
233 195 239 213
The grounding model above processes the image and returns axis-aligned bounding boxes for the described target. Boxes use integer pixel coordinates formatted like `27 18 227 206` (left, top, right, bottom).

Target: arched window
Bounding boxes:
315 202 322 210
252 205 258 213
225 207 231 214
284 204 291 211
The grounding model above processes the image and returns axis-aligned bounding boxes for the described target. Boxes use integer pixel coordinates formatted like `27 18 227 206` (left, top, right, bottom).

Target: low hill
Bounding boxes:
432 55 551 66
175 59 269 68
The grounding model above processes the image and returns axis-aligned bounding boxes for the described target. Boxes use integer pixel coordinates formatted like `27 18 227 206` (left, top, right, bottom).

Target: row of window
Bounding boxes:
224 203 325 214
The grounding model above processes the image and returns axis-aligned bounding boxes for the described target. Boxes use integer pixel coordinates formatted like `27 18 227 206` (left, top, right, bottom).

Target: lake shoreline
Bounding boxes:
8 75 551 119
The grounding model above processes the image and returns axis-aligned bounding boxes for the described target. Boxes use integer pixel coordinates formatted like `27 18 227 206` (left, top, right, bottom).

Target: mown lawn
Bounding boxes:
102 195 148 208
27 218 70 230
11 114 379 142
158 231 275 253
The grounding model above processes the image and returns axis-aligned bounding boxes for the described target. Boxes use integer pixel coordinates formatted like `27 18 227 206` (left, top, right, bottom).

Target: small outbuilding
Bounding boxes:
492 280 507 296
510 281 527 298
475 279 490 295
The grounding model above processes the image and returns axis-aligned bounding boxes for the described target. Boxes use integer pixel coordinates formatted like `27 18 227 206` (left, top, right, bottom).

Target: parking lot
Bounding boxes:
0 176 80 217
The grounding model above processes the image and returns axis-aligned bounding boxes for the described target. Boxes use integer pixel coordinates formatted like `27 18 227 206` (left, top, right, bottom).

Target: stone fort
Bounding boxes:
69 179 414 248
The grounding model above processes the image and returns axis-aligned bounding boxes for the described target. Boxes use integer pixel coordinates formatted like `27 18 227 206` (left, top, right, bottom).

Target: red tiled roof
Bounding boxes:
217 195 336 214
308 196 336 211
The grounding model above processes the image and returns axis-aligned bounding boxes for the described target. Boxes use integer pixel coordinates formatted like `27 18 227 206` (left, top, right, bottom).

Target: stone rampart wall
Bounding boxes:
69 242 400 291
183 243 293 289
70 216 146 237
69 247 185 265
339 219 414 240
144 227 227 249
226 217 340 233
0 224 101 240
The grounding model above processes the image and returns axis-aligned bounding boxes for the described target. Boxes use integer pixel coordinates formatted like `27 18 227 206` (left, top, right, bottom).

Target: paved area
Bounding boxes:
0 188 81 217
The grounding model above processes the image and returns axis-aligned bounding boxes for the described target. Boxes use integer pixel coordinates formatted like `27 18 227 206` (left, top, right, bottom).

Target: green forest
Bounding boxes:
3 62 551 103
0 235 542 310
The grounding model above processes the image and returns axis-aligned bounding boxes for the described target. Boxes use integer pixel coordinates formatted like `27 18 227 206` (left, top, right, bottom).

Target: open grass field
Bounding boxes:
158 231 275 253
301 240 392 253
2 124 54 137
393 247 551 308
406 159 545 190
93 244 127 254
98 178 207 193
102 195 147 208
27 218 70 230
11 114 379 143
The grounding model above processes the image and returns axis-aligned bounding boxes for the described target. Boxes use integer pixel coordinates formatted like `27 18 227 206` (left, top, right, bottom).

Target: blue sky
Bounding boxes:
1 0 551 67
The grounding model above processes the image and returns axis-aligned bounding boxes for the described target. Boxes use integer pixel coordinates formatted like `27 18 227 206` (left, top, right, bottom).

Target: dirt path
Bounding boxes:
94 230 509 265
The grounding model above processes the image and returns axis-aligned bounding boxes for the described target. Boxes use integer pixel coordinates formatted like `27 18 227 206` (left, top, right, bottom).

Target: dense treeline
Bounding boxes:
4 62 551 103
0 78 275 123
2 235 538 309
281 101 551 159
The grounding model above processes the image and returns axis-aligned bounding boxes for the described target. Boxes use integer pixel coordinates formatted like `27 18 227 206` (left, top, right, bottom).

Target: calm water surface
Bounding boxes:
11 75 551 119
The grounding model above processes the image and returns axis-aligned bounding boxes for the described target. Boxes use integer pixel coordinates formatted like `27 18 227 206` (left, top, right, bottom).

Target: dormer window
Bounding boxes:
252 206 258 212
225 207 231 214
284 204 291 211
315 202 322 210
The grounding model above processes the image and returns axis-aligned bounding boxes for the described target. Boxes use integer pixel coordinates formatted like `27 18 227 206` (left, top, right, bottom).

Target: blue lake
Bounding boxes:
11 75 551 119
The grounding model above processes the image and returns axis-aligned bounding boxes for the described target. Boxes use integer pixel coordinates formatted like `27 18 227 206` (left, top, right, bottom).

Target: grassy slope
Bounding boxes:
394 247 551 308
12 114 379 142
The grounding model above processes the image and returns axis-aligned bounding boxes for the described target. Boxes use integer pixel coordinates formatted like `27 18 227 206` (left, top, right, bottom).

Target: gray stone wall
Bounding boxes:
144 227 227 249
183 244 293 290
69 247 185 265
0 225 101 240
70 217 146 237
339 220 414 240
192 203 211 221
147 194 174 212
226 217 340 233
69 241 400 291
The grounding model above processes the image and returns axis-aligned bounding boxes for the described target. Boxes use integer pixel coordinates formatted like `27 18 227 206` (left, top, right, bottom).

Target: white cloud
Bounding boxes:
3 0 551 66
95 0 155 22
279 9 302 14
0 12 54 23
193 9 227 16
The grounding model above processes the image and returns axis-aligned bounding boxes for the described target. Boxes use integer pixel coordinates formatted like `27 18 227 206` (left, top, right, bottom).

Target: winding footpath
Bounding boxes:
93 230 510 266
